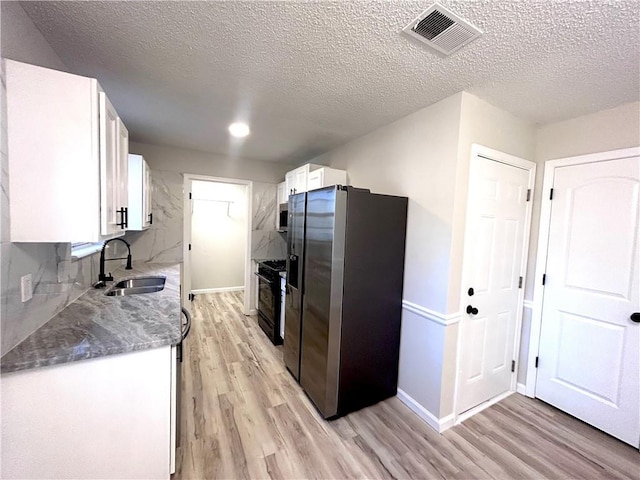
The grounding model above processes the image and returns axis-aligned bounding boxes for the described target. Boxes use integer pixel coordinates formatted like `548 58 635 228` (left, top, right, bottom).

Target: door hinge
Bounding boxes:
518 276 523 288
188 243 192 251
542 273 546 285
511 360 516 372
189 192 192 199
535 356 539 368
549 188 554 200
526 189 531 202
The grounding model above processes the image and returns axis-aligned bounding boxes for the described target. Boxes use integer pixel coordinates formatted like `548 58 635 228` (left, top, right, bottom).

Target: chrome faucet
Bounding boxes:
97 238 132 286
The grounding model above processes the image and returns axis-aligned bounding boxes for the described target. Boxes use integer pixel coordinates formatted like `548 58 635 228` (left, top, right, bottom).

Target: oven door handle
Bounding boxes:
254 272 273 283
181 307 191 339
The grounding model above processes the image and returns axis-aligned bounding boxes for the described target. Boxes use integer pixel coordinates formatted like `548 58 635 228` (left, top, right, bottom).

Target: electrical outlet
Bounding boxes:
21 274 33 302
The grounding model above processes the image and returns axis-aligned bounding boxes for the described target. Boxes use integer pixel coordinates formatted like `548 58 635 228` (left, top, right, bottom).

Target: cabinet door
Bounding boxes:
307 170 323 191
99 92 120 236
143 160 152 226
117 118 129 221
294 166 308 193
285 171 296 196
277 182 287 205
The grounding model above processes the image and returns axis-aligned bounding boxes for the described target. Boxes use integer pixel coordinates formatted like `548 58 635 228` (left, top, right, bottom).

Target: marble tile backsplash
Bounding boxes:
251 182 286 260
124 170 184 264
1 245 99 355
124 172 286 264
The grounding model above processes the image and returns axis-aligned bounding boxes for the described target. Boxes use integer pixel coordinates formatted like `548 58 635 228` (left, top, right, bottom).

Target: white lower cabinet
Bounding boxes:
6 59 128 242
1 347 174 479
127 154 153 231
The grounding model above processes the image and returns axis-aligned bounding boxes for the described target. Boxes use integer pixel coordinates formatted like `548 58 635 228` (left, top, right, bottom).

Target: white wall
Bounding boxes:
314 93 463 314
536 101 640 162
190 181 247 291
0 2 67 72
130 141 292 184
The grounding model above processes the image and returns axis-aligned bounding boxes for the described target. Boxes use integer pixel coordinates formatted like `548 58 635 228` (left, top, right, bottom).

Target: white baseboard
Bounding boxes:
516 382 526 395
396 389 455 433
191 286 244 294
247 308 258 316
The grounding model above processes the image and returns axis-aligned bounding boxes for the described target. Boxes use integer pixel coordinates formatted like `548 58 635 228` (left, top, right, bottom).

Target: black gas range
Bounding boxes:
255 260 286 345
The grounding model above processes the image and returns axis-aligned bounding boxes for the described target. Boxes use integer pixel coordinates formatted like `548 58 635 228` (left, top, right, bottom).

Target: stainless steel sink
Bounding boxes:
113 276 166 289
105 276 166 296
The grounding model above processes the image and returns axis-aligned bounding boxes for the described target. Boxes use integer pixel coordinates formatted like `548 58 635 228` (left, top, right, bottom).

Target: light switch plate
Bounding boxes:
21 274 33 302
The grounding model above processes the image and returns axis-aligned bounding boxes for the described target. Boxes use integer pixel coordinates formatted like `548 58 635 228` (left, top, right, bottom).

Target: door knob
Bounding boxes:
466 305 479 315
631 312 640 323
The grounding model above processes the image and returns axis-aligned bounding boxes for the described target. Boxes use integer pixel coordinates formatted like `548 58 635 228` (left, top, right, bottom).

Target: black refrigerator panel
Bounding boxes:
299 187 347 418
283 192 306 381
337 189 408 416
298 186 408 419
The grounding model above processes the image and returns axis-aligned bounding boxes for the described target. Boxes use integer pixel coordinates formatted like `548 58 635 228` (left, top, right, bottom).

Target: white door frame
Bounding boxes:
525 146 640 397
183 174 253 315
454 143 536 423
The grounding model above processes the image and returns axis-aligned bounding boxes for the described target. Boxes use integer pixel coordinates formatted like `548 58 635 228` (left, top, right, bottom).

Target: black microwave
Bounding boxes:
277 203 288 231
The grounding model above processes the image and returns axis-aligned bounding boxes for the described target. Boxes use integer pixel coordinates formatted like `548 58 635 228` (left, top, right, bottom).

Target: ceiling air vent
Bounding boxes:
402 3 482 56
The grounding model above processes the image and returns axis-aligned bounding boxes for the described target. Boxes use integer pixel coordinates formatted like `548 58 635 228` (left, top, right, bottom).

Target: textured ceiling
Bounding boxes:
18 1 640 163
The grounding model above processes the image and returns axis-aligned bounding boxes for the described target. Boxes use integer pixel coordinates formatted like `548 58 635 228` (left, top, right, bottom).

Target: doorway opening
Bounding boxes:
183 175 252 315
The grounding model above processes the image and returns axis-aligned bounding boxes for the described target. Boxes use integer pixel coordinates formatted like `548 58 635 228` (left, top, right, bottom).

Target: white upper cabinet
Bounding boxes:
306 167 347 192
276 181 287 205
282 164 347 200
294 166 308 194
6 60 129 242
127 154 153 231
285 170 296 197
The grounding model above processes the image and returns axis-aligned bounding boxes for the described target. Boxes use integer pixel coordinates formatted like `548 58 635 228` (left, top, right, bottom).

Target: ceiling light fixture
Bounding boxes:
229 122 250 138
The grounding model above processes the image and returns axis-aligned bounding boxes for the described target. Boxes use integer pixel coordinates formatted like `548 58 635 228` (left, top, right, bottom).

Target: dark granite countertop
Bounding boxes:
1 262 181 375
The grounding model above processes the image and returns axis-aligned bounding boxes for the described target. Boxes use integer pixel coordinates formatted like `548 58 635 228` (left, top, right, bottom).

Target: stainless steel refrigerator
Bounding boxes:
284 185 408 419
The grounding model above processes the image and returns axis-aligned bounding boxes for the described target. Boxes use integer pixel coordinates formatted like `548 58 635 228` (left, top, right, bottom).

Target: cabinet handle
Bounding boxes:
148 212 153 225
117 207 128 229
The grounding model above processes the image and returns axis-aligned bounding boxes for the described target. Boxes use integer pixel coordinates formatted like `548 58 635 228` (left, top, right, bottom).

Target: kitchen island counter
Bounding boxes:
0 262 181 374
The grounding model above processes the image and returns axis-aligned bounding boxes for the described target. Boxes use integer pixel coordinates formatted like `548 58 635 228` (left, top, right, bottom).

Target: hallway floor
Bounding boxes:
174 292 639 479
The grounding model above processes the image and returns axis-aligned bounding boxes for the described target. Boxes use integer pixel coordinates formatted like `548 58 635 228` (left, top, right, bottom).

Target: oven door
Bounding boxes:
256 273 276 324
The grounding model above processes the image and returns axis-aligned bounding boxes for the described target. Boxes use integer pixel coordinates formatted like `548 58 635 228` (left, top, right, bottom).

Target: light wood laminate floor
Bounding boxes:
174 292 639 479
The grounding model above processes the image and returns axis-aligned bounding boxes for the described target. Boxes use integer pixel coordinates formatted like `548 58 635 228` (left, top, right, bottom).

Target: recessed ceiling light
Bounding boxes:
229 122 250 138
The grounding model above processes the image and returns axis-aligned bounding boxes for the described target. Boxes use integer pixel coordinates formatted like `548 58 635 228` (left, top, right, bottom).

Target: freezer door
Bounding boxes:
283 193 306 380
300 186 346 418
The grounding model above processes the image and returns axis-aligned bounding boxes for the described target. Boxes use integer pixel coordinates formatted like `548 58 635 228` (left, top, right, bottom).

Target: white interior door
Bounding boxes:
457 150 534 415
536 155 640 446
183 179 193 307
